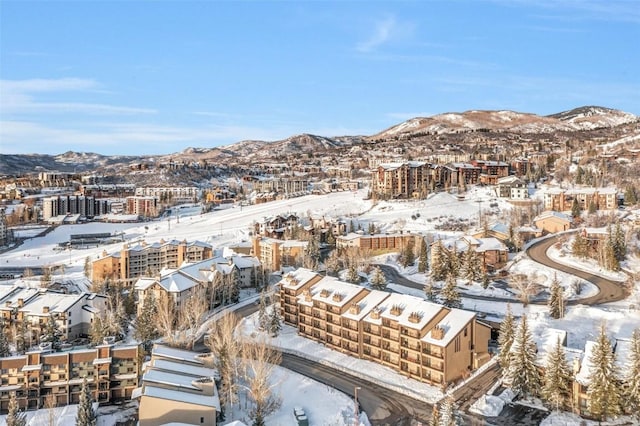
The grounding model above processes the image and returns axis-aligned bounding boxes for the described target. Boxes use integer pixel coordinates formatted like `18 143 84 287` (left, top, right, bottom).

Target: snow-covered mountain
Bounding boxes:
372 107 638 139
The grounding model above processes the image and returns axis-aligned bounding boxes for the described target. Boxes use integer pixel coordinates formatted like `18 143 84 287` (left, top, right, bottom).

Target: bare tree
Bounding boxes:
206 312 242 420
242 337 282 426
44 393 56 426
509 273 539 305
179 288 208 349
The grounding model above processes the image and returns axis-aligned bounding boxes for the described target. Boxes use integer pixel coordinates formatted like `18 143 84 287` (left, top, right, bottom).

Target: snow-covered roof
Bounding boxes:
134 277 158 291
309 277 365 308
143 368 213 390
365 293 443 330
151 358 218 378
152 344 204 365
280 268 320 291
534 210 573 223
341 290 390 322
575 340 596 386
142 384 220 411
421 309 476 347
614 338 633 371
20 292 87 316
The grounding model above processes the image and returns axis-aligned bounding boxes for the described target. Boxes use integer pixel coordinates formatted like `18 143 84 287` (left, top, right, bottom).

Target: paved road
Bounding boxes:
526 235 627 305
377 235 627 307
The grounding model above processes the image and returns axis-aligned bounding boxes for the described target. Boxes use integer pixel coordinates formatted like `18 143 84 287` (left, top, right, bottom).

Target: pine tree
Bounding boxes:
623 328 640 417
16 320 28 354
612 223 626 262
548 274 564 319
89 314 105 346
461 246 482 282
498 305 515 370
440 273 461 309
303 233 320 270
369 266 387 290
624 185 637 206
445 247 460 278
84 256 91 279
346 265 359 284
257 291 269 331
268 305 281 337
7 392 26 426
134 293 160 353
418 238 429 273
588 200 597 214
424 279 436 301
40 314 62 351
76 377 97 426
542 337 572 411
571 232 589 259
325 230 335 246
505 314 540 397
430 240 448 281
571 198 581 218
0 319 10 357
401 239 416 268
586 324 622 421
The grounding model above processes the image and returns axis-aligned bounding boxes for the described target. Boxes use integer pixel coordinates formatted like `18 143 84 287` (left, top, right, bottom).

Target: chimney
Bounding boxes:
332 293 344 302
431 325 445 340
349 303 360 315
408 312 422 324
43 306 50 314
320 289 331 298
302 289 312 303
370 307 381 320
18 298 24 308
390 304 403 316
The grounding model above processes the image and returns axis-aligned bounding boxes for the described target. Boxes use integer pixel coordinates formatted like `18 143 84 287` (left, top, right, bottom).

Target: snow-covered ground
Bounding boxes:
2 187 640 425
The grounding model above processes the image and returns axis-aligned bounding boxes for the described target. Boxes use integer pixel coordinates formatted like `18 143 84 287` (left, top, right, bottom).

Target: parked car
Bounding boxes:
293 406 309 426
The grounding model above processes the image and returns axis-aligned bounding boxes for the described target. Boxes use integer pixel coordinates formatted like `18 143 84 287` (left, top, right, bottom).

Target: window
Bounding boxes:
464 326 467 337
200 417 204 424
455 336 461 352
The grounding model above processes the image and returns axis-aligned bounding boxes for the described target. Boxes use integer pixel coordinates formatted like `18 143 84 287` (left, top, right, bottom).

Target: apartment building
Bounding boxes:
336 232 420 253
279 269 492 388
251 236 307 272
92 239 213 284
543 187 618 212
0 343 141 413
134 186 199 204
136 344 220 426
79 183 136 198
134 253 262 315
0 285 106 342
125 196 159 218
42 195 113 221
371 162 432 199
496 176 529 200
0 208 11 246
253 213 299 239
533 211 573 234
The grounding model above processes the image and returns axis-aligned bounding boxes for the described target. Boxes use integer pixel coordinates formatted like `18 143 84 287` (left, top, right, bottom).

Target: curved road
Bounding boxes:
526 234 627 305
377 234 627 307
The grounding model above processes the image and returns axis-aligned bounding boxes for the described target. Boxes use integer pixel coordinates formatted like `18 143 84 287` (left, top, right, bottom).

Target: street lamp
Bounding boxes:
354 386 361 426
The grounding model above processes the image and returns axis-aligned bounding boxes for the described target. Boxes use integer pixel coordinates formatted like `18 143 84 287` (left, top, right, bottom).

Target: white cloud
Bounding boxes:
356 16 399 53
0 78 155 116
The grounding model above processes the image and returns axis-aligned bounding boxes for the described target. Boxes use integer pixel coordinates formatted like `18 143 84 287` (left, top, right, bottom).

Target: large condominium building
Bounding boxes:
41 195 113 221
134 186 200 204
0 343 141 413
542 187 618 212
371 162 432 199
251 236 307 273
279 269 492 388
125 196 159 218
0 285 106 343
336 232 419 252
92 239 213 284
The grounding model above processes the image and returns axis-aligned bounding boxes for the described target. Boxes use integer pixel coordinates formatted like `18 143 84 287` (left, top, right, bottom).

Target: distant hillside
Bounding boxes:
372 106 638 139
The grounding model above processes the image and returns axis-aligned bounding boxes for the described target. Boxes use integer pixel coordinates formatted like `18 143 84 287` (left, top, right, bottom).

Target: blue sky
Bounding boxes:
1 1 639 156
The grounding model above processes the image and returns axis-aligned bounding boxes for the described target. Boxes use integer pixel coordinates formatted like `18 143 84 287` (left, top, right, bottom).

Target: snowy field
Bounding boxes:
2 187 640 425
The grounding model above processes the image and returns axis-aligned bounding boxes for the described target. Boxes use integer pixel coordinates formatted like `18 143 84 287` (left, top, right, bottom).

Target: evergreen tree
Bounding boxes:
76 377 97 426
89 314 106 346
505 314 540 397
349 220 355 233
369 266 387 291
346 265 360 284
429 404 440 426
542 337 572 411
445 247 460 278
571 232 589 259
16 320 29 354
624 185 638 206
586 324 622 421
440 273 461 309
257 291 269 331
418 238 429 273
612 223 626 262
548 274 564 319
461 246 482 282
482 272 490 290
268 305 281 337
623 328 640 417
7 392 26 426
303 234 320 270
401 239 416 268
134 293 160 353
0 319 10 357
588 200 597 214
430 240 448 281
571 198 581 218
325 230 335 246
498 305 516 370
40 314 62 351
424 279 436 301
